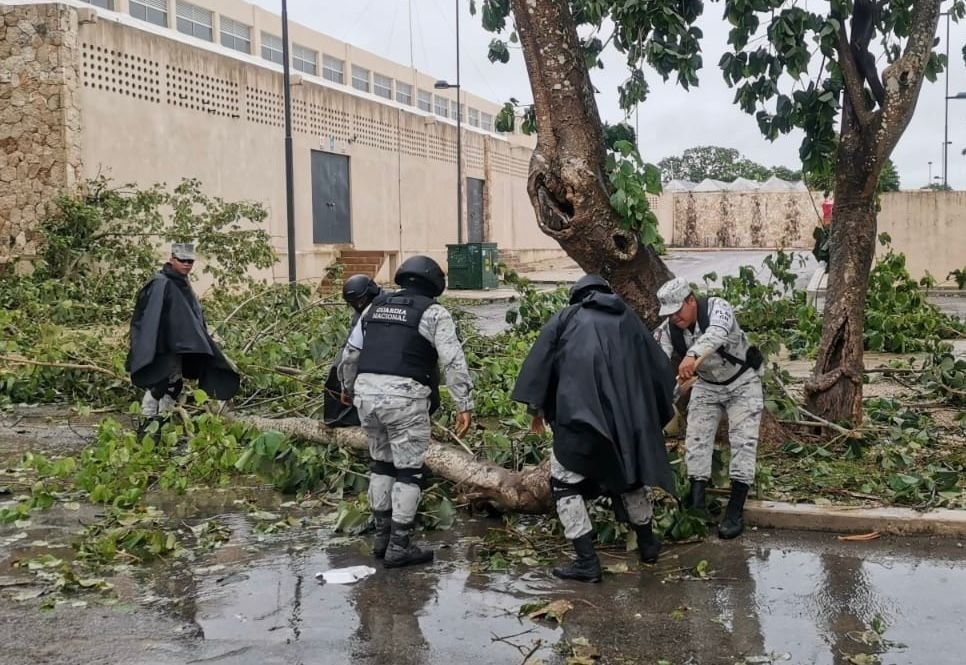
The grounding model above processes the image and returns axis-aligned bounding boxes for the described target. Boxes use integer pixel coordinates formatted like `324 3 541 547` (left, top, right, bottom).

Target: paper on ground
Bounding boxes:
315 565 376 584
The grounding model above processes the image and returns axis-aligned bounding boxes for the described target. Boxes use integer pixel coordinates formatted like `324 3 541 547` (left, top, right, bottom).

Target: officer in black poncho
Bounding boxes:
511 275 676 582
126 243 239 416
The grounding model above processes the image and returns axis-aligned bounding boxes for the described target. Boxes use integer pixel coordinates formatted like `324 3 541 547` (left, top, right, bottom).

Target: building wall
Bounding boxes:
876 191 965 281
660 189 964 280
3 0 563 284
0 2 83 268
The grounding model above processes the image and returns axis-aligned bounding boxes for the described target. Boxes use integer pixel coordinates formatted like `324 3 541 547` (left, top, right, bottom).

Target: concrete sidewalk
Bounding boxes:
747 501 966 538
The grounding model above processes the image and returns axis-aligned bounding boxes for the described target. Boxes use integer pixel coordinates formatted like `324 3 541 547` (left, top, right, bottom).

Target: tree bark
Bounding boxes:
233 414 553 513
806 2 942 422
508 0 672 326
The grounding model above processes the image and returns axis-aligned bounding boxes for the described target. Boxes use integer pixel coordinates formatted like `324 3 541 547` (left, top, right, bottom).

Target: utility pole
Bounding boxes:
281 0 297 297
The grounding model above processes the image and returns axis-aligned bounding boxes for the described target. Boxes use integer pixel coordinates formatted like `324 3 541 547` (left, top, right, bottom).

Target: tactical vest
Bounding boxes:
357 291 439 386
668 298 762 386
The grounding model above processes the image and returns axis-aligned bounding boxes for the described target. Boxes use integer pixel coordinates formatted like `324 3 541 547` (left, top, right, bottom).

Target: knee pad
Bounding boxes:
370 460 397 477
395 465 430 489
550 477 587 503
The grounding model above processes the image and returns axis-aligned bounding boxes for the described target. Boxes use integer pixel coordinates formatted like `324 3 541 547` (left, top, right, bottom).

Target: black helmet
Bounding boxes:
569 274 612 304
395 255 446 297
342 274 380 310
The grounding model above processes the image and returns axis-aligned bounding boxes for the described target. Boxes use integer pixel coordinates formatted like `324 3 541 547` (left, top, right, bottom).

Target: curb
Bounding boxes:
746 500 966 538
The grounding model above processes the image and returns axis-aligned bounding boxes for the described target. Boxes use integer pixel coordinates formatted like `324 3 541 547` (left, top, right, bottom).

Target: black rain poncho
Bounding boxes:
126 264 239 400
511 289 676 495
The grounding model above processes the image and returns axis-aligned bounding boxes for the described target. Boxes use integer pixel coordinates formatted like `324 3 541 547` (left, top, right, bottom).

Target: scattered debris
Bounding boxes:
520 598 573 624
314 565 376 585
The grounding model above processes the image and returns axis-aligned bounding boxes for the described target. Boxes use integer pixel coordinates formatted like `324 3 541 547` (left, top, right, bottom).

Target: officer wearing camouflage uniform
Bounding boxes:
654 277 763 539
323 275 384 427
340 255 473 568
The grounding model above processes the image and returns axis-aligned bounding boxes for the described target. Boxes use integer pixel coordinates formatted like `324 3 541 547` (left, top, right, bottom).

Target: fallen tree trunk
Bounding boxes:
233 415 553 514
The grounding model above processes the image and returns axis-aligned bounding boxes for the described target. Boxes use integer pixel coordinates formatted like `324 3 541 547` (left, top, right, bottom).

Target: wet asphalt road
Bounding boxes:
0 410 964 665
3 512 965 665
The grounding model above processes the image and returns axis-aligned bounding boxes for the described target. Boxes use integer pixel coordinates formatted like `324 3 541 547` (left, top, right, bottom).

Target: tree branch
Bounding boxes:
228 414 553 514
836 23 876 129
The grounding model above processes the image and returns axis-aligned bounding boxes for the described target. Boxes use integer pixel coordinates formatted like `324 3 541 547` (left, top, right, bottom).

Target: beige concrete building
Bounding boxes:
2 1 960 286
1 0 562 284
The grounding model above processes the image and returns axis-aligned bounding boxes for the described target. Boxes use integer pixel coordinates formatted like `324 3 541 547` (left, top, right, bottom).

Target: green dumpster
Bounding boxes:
446 243 499 290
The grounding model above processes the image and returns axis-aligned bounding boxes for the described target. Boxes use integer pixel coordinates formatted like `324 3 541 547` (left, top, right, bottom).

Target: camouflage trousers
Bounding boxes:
551 452 653 541
685 374 763 485
355 393 431 524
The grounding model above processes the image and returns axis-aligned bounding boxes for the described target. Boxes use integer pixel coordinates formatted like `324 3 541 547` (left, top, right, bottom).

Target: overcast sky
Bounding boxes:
252 1 966 190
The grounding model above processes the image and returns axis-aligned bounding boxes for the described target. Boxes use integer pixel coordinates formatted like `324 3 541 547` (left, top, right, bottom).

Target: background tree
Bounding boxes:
658 145 767 182
657 145 796 182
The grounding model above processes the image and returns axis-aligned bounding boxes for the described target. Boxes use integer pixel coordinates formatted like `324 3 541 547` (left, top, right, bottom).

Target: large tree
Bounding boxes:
721 0 957 422
482 1 675 322
482 0 954 424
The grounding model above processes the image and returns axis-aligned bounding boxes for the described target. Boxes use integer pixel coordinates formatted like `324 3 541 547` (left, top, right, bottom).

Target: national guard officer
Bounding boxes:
339 256 474 568
654 277 764 539
323 275 383 427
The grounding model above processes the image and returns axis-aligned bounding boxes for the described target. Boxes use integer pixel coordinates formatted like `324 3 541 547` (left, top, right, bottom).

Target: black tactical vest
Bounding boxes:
357 291 439 386
668 298 762 386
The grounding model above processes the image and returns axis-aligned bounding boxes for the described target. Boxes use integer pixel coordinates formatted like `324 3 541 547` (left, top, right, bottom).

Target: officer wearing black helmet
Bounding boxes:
512 275 676 582
342 274 382 317
340 255 474 569
323 274 384 427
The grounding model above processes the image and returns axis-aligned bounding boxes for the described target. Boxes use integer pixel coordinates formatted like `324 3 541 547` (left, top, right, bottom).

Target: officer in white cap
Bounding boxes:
654 277 764 539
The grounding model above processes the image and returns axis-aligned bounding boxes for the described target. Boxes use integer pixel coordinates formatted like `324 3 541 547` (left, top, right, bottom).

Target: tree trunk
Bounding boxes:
805 1 941 423
509 0 672 326
233 414 553 513
804 162 877 424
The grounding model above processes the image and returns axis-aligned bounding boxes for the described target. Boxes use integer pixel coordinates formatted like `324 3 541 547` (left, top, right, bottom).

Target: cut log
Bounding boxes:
232 415 553 514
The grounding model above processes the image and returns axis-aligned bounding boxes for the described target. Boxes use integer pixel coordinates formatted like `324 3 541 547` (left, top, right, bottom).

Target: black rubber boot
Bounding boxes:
372 510 392 559
551 534 602 583
383 520 434 569
634 521 661 564
718 481 750 540
684 478 707 511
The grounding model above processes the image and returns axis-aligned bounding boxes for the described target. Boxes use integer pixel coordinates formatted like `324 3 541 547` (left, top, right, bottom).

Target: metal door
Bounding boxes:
311 151 351 244
467 177 485 243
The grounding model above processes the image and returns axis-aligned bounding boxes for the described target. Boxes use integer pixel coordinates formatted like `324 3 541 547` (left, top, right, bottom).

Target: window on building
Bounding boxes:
129 0 166 27
351 65 370 92
175 1 213 42
373 73 393 100
220 17 251 54
480 112 494 132
261 32 283 64
434 95 449 118
468 107 480 127
417 89 432 112
83 0 114 9
395 81 413 106
293 44 317 75
322 55 344 84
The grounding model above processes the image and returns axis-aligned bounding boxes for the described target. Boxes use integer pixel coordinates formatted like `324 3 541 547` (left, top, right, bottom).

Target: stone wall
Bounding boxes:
671 191 818 249
0 3 82 269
